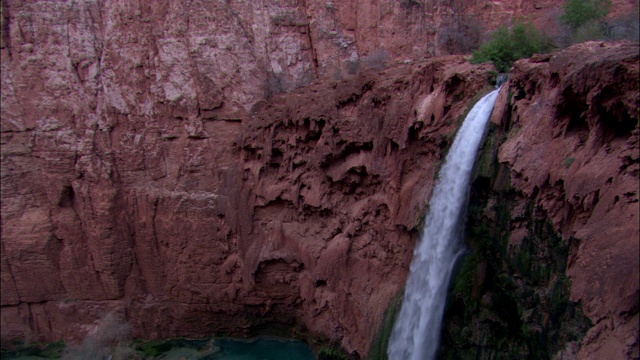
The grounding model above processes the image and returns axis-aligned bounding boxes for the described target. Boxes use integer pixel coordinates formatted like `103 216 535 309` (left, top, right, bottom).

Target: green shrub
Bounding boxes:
561 0 612 29
368 292 403 360
0 340 65 360
471 22 553 72
40 341 66 359
318 346 349 360
559 0 638 44
450 253 480 309
134 339 172 357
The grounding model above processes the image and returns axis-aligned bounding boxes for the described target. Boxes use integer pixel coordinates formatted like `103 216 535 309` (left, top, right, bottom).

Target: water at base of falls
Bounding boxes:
2 337 316 360
387 89 501 360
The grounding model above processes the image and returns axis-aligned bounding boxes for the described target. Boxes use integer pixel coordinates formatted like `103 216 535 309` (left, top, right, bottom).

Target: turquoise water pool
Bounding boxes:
155 337 316 360
2 336 317 360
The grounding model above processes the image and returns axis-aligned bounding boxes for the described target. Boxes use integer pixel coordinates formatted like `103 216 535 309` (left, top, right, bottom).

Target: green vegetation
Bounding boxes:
41 341 66 359
468 0 636 72
559 0 638 44
486 70 498 86
133 339 173 357
560 0 613 43
411 199 429 231
561 0 612 29
439 125 592 359
0 340 65 359
474 124 500 179
564 157 576 168
471 22 553 72
368 292 403 360
318 346 349 360
442 193 591 359
450 251 482 309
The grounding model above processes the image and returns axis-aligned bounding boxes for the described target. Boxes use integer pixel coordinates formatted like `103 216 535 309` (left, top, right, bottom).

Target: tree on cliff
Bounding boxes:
561 0 612 29
559 0 633 44
471 22 552 72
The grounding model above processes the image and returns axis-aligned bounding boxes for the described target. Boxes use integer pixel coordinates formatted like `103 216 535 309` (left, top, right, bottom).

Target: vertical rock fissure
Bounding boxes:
1 241 21 304
388 88 500 360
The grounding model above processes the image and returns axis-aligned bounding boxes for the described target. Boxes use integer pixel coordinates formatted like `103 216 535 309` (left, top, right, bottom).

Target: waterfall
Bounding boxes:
387 89 501 360
496 73 509 87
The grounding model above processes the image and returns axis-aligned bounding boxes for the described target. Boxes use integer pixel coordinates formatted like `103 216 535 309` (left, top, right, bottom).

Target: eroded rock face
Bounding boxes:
1 1 638 359
0 0 493 352
492 41 639 360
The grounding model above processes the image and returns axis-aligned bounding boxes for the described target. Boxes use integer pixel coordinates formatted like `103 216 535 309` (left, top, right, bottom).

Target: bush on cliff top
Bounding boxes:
560 0 612 44
559 0 638 44
471 22 552 72
561 0 612 29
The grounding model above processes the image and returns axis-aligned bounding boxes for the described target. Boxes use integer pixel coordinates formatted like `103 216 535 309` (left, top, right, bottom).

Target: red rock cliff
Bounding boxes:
0 1 495 355
1 0 638 358
492 41 639 359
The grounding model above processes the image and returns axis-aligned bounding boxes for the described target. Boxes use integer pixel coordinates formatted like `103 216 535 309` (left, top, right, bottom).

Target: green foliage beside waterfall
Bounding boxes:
471 22 553 72
0 340 65 359
318 346 349 360
368 291 403 360
438 125 591 360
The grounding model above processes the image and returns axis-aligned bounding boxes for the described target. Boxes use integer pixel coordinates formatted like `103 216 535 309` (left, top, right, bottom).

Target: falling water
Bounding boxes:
387 89 501 360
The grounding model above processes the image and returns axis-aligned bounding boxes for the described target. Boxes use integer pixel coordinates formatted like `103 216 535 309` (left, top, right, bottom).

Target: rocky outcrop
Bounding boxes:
1 0 635 121
498 41 639 360
0 1 507 355
1 0 638 358
0 5 494 352
444 41 638 360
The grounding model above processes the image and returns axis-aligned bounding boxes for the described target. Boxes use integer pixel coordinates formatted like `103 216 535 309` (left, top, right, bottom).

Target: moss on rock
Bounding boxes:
368 291 403 360
438 126 591 360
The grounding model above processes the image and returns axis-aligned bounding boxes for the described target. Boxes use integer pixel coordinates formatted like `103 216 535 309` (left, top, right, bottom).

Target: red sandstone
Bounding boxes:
1 1 638 358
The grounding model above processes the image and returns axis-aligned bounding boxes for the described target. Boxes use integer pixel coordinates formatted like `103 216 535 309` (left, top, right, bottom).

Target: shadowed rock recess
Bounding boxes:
0 0 638 359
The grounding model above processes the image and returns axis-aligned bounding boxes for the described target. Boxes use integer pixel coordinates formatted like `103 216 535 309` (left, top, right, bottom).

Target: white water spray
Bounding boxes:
387 89 501 360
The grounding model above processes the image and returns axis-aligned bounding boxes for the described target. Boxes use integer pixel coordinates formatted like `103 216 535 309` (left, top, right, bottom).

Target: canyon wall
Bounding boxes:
493 41 639 359
440 41 639 360
0 51 491 356
1 0 495 356
1 0 638 358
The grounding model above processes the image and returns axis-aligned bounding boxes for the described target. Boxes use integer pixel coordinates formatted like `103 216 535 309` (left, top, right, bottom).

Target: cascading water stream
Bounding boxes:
387 88 501 360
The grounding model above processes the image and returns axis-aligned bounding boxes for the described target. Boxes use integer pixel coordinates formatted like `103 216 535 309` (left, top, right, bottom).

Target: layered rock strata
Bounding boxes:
1 0 638 358
1 14 492 353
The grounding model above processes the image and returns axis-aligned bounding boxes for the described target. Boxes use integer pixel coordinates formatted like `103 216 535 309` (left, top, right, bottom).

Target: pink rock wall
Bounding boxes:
1 0 638 357
0 1 495 355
